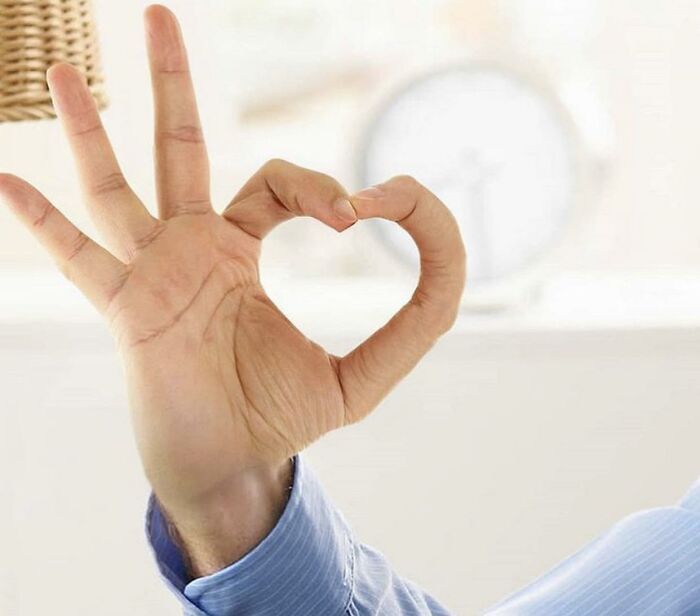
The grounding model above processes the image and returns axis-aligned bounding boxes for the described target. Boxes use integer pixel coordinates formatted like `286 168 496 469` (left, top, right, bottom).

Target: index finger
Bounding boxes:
223 159 355 238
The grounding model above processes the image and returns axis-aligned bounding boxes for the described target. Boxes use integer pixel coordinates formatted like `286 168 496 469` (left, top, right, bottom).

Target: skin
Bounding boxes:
0 5 465 578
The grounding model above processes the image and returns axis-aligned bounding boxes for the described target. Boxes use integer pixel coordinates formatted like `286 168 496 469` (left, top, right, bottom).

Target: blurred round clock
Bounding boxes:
358 63 595 309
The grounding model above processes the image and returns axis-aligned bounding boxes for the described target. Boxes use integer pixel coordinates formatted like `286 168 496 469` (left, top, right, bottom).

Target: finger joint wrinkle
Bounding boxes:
71 123 103 138
157 125 204 144
91 172 129 197
31 200 55 228
66 231 90 261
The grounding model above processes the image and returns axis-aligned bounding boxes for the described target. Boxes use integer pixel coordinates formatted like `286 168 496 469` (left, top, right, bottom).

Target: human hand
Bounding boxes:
0 5 465 576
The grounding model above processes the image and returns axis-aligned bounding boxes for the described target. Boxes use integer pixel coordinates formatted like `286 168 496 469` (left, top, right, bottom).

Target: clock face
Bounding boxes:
360 65 578 286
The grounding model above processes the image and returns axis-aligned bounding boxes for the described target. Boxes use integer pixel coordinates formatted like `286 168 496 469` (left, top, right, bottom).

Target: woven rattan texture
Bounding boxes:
0 0 106 122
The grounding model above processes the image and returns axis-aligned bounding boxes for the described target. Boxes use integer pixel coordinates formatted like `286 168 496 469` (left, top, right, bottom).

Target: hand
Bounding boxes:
0 5 465 576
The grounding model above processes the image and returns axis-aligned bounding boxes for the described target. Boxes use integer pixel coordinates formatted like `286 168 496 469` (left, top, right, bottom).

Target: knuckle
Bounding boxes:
131 222 166 253
157 125 204 144
66 231 90 262
315 170 343 192
71 123 103 138
164 199 211 218
31 199 55 228
437 301 461 333
261 158 290 174
413 289 462 337
389 174 423 193
90 172 128 197
429 303 460 337
104 267 131 305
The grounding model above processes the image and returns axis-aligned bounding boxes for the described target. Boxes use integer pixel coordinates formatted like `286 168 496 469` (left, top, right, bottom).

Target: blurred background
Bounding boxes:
1 0 700 614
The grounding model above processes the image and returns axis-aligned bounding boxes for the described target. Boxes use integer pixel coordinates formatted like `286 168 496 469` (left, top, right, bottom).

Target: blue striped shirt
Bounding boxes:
148 456 700 615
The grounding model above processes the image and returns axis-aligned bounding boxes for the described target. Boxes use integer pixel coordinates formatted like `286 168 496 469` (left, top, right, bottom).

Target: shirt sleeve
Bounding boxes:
146 455 452 615
484 478 700 615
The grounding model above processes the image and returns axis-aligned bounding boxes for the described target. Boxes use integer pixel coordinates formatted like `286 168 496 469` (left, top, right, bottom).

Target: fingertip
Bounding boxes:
0 175 47 222
143 3 161 17
0 172 16 185
45 63 60 85
332 197 357 223
334 220 357 234
46 62 81 86
46 63 91 115
348 195 380 221
144 4 175 30
0 173 25 198
144 4 175 19
144 4 181 40
144 4 186 71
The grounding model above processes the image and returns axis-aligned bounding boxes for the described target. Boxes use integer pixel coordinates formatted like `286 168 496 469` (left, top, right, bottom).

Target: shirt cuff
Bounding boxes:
146 455 354 615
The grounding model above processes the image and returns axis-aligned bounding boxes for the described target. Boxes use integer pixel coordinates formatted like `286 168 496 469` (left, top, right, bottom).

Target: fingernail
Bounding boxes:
352 186 384 199
332 198 357 222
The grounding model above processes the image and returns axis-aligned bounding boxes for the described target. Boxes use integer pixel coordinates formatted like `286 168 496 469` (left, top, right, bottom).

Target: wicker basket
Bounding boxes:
0 0 107 122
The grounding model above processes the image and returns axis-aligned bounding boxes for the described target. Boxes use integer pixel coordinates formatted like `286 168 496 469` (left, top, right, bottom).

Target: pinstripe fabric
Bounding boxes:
148 457 700 615
147 457 355 615
485 480 700 616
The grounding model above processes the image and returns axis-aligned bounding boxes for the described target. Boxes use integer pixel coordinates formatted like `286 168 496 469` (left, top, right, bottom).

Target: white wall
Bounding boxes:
2 0 700 273
1 309 699 615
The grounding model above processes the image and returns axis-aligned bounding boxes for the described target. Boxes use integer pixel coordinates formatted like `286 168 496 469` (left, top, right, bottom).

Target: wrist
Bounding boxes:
159 458 294 579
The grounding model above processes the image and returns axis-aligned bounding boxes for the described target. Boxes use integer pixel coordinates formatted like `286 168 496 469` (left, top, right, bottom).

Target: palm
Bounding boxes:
111 211 343 499
0 6 464 531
